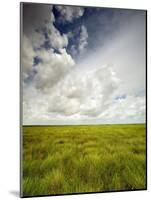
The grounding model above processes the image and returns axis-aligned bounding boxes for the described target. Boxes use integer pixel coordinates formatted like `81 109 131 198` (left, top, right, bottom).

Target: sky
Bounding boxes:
22 3 146 125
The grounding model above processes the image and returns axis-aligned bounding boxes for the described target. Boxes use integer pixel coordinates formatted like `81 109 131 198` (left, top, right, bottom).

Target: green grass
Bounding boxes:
22 124 146 197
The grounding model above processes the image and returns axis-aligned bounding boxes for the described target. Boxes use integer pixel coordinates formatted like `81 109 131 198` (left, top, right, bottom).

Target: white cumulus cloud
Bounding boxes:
55 5 84 23
33 48 75 90
22 4 146 125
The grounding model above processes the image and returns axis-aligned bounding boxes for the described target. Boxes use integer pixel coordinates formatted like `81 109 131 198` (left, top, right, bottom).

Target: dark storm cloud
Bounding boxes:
22 3 73 85
22 3 53 35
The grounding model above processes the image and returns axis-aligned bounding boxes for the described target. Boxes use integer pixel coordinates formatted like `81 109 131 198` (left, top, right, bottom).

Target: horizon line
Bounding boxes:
22 123 146 127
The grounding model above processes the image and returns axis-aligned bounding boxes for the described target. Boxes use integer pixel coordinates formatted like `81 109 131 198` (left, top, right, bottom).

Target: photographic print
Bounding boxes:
20 2 147 197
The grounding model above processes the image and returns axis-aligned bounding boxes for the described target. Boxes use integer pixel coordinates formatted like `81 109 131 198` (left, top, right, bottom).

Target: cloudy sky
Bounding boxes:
21 3 146 125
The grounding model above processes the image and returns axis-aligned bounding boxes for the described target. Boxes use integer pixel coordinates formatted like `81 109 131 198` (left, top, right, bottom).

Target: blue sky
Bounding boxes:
22 3 146 125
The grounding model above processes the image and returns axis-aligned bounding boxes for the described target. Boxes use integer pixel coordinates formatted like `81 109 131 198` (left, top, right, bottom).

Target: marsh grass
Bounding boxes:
22 124 146 196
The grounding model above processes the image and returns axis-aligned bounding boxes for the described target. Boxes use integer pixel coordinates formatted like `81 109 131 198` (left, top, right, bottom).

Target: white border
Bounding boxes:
0 0 150 199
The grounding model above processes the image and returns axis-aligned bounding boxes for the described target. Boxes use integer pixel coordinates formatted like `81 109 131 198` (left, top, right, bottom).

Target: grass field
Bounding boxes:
22 124 146 197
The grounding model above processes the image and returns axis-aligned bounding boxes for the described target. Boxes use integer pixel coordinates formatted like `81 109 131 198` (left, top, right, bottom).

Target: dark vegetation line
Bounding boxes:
23 123 146 127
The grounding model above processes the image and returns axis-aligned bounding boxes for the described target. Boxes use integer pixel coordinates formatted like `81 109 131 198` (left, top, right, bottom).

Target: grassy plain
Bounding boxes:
22 124 146 197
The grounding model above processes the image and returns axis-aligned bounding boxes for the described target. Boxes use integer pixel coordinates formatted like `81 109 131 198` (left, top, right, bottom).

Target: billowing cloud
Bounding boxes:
31 31 45 50
23 65 120 123
23 62 145 125
22 4 146 125
55 5 84 23
22 35 35 79
78 25 88 53
46 23 68 50
70 25 88 56
23 4 69 52
33 48 75 90
22 3 72 84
